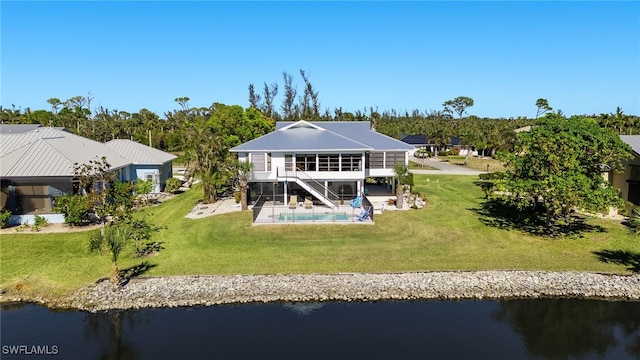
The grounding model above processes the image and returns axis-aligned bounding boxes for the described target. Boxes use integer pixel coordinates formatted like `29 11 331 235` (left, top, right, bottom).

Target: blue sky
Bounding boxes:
2 1 639 118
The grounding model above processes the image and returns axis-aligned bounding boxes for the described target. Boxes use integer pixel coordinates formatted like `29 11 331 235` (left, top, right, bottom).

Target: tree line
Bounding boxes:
2 77 637 158
2 74 638 205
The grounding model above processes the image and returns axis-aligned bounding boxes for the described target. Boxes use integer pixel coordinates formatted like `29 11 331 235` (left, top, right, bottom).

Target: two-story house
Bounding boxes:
230 120 414 208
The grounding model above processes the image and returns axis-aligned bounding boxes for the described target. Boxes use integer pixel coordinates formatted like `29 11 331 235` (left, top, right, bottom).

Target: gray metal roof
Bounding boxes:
106 139 177 165
233 120 414 152
620 135 640 156
0 127 131 177
0 124 44 134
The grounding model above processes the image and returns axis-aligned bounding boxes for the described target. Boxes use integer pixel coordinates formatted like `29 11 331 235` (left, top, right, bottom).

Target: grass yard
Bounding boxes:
1 175 638 300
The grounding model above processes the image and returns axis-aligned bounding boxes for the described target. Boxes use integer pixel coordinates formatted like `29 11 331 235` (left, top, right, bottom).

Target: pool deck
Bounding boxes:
185 193 409 223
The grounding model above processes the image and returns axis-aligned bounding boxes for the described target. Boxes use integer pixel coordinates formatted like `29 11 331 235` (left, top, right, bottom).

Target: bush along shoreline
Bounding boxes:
5 270 635 312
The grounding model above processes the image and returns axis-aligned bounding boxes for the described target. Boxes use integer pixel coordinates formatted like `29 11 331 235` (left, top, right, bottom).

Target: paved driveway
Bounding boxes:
409 156 485 175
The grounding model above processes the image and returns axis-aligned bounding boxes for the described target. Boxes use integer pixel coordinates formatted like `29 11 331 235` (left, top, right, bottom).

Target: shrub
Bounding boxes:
165 177 181 193
109 181 135 219
233 191 241 203
33 213 48 232
54 195 93 226
399 172 414 187
125 218 162 257
0 210 11 228
134 179 154 205
478 172 498 180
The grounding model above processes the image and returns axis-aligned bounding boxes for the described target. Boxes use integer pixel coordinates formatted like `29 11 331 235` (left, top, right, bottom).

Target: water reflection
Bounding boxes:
84 310 141 360
2 299 639 359
494 299 640 359
282 302 325 315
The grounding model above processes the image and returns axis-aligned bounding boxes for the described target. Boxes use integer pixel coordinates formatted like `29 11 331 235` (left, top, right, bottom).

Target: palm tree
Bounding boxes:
461 129 481 164
394 162 408 209
235 160 254 210
89 224 131 288
184 116 225 203
429 128 450 157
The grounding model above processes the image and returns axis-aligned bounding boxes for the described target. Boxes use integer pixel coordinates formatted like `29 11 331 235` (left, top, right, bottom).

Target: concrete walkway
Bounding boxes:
409 156 485 175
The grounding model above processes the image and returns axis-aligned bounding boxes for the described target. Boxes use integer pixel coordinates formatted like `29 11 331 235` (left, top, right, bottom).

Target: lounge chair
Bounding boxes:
304 197 313 209
289 195 297 209
350 195 362 208
356 206 372 221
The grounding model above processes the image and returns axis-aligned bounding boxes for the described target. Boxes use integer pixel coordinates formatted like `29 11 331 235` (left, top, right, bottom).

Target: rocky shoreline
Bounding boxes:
55 271 640 312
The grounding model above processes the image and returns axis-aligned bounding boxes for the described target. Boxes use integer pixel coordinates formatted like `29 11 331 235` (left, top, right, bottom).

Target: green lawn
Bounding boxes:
1 175 638 299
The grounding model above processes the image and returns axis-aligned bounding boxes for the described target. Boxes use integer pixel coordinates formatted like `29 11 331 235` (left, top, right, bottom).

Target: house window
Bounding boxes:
285 154 293 171
266 153 271 171
296 154 316 171
318 154 339 171
251 153 266 171
341 154 360 171
385 152 405 169
370 152 384 169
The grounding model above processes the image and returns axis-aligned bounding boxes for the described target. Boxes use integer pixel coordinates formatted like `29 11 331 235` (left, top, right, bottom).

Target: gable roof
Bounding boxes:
232 120 413 153
620 135 640 156
106 139 177 165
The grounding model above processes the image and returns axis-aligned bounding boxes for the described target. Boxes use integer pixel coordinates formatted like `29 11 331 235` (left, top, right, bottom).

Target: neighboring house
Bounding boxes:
0 125 176 225
448 136 464 154
610 135 640 208
401 134 476 156
105 139 177 193
400 134 432 156
230 120 414 208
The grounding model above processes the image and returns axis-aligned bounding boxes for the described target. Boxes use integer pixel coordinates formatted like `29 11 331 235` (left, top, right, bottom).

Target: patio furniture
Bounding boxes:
304 197 313 209
289 195 297 209
357 206 372 221
350 195 362 208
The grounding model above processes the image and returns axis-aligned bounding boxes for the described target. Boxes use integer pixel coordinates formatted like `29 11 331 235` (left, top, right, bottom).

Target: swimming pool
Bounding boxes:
278 212 349 222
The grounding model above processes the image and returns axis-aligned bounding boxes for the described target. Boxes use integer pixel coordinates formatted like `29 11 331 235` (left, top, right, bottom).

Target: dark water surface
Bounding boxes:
2 299 639 359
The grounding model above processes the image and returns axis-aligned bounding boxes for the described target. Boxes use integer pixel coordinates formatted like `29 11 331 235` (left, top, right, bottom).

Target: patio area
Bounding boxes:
248 181 410 224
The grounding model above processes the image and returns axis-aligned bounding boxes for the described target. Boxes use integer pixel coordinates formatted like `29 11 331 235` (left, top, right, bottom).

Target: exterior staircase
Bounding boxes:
276 167 339 208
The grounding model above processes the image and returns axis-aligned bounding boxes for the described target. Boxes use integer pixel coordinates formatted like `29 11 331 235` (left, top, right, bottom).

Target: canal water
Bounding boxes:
2 299 639 359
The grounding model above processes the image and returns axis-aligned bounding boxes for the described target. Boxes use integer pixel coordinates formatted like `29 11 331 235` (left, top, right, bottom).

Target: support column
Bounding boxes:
324 181 329 199
284 181 288 205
